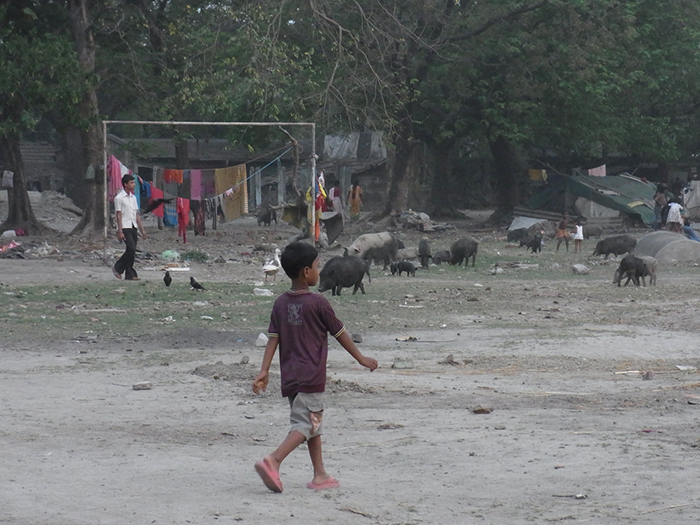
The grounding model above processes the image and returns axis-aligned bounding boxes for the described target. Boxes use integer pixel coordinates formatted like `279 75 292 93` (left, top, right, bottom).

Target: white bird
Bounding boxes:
262 248 282 282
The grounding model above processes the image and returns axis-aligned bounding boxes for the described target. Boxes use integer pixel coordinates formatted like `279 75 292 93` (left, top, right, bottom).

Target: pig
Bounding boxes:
348 232 399 270
396 247 419 262
582 224 603 239
256 204 277 227
507 228 528 243
318 256 371 296
638 255 658 286
520 235 542 253
612 254 651 287
432 250 451 265
390 260 416 277
418 239 431 269
592 235 637 259
450 236 479 267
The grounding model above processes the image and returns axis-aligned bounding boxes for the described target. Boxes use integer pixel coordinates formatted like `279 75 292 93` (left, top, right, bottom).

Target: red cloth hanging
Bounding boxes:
150 187 165 218
177 197 190 243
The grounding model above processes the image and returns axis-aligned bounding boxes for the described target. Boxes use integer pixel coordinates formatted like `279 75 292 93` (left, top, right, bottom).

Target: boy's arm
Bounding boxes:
336 331 378 371
115 210 124 241
253 336 279 393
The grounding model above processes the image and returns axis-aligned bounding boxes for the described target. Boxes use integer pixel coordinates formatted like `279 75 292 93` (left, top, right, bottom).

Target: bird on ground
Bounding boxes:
164 271 172 287
143 198 174 214
190 276 206 291
262 248 282 282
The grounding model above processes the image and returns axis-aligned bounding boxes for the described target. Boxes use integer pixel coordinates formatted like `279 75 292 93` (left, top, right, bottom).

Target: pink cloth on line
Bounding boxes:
107 155 123 202
190 169 202 200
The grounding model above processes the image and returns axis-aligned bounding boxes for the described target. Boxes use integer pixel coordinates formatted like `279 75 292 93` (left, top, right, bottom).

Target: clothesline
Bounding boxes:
109 146 293 205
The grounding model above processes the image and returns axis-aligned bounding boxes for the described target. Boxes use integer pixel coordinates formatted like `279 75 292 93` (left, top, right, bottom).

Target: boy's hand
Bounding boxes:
253 371 269 393
358 356 378 371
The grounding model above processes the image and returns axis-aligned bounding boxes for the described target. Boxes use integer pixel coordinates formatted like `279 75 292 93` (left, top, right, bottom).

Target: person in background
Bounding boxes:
653 183 670 229
113 174 147 281
573 219 584 253
348 180 363 220
666 198 683 233
555 212 571 252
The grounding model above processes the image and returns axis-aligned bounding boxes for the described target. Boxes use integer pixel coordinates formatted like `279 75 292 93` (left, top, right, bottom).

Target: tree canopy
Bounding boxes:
5 0 700 229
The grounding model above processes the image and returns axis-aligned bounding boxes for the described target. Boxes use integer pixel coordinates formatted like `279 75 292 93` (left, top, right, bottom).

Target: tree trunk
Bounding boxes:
0 138 51 234
382 117 414 217
488 135 524 222
67 0 104 235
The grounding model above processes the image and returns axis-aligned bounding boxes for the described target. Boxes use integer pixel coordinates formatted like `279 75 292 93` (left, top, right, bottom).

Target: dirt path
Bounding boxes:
2 213 700 524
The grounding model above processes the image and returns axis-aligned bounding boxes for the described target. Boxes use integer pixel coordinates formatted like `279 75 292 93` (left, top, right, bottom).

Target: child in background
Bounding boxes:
252 242 378 493
574 220 584 253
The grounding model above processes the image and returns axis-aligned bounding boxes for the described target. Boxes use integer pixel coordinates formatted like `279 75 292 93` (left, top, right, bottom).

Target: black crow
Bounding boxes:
143 198 173 214
190 276 206 291
164 271 172 287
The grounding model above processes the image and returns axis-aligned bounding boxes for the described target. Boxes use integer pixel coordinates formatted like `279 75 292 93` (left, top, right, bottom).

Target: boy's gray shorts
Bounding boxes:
288 392 325 440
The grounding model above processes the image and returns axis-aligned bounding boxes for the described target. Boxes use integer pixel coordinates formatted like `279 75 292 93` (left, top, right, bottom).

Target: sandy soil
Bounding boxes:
2 203 700 524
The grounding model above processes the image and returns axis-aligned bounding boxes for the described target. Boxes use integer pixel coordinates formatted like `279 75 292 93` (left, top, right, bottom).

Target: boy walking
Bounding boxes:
252 242 378 493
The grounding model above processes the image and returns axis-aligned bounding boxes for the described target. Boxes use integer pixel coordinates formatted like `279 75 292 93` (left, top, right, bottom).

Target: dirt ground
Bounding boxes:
2 199 700 524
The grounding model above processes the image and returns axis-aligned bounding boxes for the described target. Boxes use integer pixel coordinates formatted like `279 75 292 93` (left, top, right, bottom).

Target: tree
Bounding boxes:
0 3 86 234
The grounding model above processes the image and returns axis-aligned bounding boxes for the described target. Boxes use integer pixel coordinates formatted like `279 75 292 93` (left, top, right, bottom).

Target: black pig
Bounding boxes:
520 235 542 253
450 237 479 267
318 256 371 296
390 260 416 277
432 250 451 265
612 254 650 287
256 205 277 227
418 239 431 269
593 235 637 259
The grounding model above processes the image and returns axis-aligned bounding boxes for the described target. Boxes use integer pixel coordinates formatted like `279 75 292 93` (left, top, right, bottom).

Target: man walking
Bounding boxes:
113 174 147 281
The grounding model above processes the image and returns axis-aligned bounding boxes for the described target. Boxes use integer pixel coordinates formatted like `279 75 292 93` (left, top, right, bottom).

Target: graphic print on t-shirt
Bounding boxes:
287 303 303 325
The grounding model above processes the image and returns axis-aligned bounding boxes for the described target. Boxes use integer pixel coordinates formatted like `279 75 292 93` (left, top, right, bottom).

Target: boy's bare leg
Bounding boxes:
265 430 306 472
307 434 332 485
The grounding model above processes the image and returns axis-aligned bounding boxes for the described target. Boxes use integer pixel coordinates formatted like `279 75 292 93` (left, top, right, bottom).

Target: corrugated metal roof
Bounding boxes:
524 173 656 226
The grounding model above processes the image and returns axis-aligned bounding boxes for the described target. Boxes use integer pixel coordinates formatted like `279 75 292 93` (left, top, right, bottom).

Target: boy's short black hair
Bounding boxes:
281 241 318 279
121 174 135 186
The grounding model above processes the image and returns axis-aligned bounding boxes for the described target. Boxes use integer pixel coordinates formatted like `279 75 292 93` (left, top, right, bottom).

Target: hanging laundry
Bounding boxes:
140 180 152 200
163 201 177 228
201 170 216 198
215 164 248 222
190 169 202 200
150 186 165 218
177 197 190 244
134 176 142 208
163 169 184 184
107 155 124 202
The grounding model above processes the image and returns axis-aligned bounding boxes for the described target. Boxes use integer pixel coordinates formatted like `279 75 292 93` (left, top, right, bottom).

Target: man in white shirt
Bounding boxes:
113 174 147 280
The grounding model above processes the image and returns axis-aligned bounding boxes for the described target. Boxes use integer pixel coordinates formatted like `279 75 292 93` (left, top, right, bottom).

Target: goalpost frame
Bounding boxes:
101 119 316 257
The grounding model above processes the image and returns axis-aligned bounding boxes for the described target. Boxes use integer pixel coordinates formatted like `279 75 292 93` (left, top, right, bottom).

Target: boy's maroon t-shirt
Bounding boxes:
268 290 346 397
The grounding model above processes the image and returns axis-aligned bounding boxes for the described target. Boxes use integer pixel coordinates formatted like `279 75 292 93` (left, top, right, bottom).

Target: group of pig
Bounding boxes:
317 231 480 295
317 230 657 296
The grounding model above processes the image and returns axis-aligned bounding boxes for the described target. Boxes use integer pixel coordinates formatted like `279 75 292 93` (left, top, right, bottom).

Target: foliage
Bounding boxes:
180 249 209 263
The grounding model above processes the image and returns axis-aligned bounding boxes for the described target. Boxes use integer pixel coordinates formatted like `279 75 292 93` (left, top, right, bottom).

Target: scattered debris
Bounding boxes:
676 365 697 372
472 405 493 414
438 354 460 365
255 333 269 347
253 288 274 296
396 336 417 342
351 333 363 343
377 423 404 430
132 381 153 390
